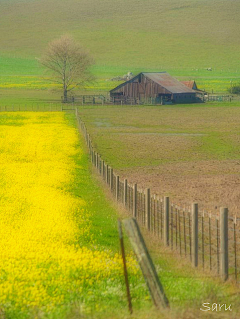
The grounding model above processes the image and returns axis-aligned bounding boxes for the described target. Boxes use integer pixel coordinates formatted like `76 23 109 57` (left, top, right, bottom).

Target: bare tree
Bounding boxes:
40 35 94 102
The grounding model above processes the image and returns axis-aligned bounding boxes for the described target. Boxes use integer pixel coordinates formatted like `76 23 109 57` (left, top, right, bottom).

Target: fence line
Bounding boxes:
0 104 76 112
75 108 240 284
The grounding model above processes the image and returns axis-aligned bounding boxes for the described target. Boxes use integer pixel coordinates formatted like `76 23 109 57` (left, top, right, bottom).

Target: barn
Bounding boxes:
110 72 198 104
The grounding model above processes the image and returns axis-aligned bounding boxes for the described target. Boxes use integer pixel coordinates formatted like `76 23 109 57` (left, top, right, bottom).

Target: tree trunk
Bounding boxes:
63 88 68 103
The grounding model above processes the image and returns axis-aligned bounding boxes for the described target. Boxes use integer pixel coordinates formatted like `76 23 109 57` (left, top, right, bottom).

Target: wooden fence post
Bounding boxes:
124 179 128 207
133 184 137 218
209 213 212 270
234 216 237 282
106 164 109 184
96 153 99 170
220 207 228 281
90 148 93 163
145 188 151 231
88 140 91 153
99 159 102 174
94 152 96 166
87 134 90 149
110 168 113 191
164 197 169 246
102 160 105 179
118 220 133 314
192 203 198 267
116 176 119 201
123 218 169 309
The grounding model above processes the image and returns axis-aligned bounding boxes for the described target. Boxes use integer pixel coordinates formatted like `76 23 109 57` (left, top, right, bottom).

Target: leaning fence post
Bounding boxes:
122 218 169 309
164 197 170 246
192 203 198 267
118 220 133 314
220 207 228 281
145 188 151 231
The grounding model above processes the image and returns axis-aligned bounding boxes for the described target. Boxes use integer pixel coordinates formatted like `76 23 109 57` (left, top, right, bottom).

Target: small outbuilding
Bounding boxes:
181 80 204 94
181 80 198 90
110 72 198 104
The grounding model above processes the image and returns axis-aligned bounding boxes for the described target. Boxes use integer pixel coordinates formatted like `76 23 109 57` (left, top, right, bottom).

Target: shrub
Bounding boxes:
227 84 240 94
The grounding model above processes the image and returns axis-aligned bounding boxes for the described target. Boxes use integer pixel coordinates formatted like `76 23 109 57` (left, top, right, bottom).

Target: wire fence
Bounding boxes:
76 108 240 285
0 104 75 112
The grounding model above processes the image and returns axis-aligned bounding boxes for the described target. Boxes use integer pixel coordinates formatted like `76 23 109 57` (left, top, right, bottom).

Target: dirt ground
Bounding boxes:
79 104 240 218
119 159 240 217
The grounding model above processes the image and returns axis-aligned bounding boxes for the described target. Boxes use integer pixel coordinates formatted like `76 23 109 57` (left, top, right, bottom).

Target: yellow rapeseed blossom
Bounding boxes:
0 113 138 315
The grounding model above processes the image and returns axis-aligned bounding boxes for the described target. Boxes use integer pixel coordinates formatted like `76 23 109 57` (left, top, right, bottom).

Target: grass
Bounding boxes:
1 0 240 96
0 56 238 94
1 0 240 70
77 103 240 169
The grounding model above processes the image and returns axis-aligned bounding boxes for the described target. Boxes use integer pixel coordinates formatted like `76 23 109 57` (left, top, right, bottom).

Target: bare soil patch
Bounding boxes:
119 160 240 216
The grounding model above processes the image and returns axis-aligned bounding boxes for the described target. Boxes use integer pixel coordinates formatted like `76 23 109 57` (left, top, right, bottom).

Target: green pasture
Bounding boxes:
0 55 238 94
1 0 240 71
77 103 240 169
1 0 240 97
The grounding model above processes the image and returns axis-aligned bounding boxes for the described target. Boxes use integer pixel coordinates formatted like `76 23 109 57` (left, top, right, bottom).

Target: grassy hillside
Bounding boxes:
1 0 240 93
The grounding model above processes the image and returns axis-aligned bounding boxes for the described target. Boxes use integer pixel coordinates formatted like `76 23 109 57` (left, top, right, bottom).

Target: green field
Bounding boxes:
77 103 240 216
1 0 240 96
77 103 240 167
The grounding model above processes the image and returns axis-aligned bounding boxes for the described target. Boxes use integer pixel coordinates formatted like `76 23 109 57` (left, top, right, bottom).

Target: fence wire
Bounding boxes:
76 110 240 285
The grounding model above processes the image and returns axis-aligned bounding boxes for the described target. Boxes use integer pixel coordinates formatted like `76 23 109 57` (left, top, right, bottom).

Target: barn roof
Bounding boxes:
142 73 195 94
181 80 204 93
181 80 196 89
110 72 195 94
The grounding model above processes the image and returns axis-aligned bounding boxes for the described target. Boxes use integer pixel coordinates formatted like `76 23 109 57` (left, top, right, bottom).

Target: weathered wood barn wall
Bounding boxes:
110 72 198 104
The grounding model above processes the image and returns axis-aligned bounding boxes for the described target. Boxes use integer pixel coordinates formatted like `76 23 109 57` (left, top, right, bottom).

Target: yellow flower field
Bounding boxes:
0 113 138 317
